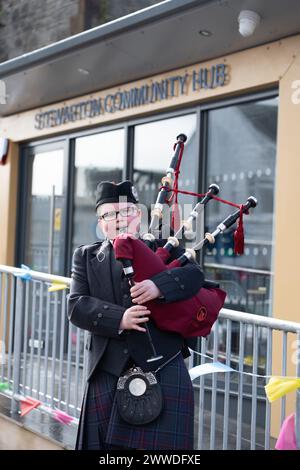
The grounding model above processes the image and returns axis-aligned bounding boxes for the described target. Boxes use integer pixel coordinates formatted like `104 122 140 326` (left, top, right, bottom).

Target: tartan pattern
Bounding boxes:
79 354 194 450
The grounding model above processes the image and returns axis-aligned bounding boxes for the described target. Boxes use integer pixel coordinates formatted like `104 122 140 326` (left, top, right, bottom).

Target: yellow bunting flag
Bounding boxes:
265 376 300 403
48 283 69 292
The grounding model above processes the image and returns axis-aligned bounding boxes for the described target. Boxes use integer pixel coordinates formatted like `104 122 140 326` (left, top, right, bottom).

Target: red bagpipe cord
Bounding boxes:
160 183 248 255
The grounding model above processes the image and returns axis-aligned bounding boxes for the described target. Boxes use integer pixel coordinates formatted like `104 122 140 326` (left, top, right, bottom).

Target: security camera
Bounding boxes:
238 10 261 37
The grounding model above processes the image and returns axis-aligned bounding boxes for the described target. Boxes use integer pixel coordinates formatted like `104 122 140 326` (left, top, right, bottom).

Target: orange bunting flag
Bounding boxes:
20 397 41 417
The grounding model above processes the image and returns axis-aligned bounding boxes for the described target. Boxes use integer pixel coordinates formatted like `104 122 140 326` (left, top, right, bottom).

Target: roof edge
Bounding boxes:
0 0 214 79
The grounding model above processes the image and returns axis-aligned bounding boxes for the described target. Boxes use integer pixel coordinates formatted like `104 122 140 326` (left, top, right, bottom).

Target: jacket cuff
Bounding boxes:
91 306 124 337
72 296 125 338
151 269 186 302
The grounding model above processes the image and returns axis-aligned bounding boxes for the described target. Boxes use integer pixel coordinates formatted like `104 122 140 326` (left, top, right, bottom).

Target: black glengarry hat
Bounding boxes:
95 180 139 210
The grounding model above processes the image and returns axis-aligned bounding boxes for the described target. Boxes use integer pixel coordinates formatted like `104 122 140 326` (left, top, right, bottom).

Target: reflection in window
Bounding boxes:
204 97 278 316
133 114 197 236
31 152 64 196
25 150 65 274
72 129 124 251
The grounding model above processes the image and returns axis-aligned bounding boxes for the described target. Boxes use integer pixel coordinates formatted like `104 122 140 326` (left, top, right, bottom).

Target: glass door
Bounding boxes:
72 128 125 252
203 96 278 317
202 95 278 412
21 141 68 275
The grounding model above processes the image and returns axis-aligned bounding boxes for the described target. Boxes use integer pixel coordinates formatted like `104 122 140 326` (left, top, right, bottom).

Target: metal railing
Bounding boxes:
189 309 300 449
0 264 299 450
0 265 84 423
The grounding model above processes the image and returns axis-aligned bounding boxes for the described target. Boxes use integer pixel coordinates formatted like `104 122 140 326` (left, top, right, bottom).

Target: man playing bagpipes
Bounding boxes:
67 134 256 450
67 180 205 450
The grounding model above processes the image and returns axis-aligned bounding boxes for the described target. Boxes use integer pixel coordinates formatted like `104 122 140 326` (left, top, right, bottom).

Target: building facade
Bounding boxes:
1 0 300 439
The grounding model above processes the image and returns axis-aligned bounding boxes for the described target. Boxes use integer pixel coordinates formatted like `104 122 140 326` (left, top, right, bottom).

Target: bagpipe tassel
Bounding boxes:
234 205 245 255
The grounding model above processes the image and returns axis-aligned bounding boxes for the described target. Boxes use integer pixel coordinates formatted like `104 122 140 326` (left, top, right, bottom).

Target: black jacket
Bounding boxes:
67 238 204 379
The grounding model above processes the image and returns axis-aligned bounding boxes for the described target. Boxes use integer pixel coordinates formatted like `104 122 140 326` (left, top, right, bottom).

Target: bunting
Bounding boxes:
20 396 41 417
48 282 69 292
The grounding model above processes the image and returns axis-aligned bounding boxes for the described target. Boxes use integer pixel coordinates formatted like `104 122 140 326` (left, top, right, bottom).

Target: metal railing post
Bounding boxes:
11 277 24 414
295 331 300 449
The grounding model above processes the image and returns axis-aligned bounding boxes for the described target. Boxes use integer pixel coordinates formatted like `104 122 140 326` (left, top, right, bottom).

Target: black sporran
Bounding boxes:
116 366 163 425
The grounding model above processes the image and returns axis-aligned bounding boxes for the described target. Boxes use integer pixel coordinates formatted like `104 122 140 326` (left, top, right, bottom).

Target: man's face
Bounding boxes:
97 202 141 240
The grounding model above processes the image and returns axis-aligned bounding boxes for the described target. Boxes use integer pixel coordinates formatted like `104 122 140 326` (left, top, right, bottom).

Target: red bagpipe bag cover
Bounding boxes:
113 234 226 338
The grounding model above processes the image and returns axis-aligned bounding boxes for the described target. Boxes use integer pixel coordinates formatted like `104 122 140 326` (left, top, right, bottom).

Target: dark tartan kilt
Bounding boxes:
77 353 194 450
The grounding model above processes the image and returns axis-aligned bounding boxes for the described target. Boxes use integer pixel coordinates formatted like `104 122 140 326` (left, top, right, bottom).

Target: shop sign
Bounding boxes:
34 63 228 130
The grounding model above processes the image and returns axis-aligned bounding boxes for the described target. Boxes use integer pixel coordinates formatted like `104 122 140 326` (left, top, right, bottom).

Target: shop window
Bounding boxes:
203 96 278 379
133 113 197 237
24 147 66 275
72 129 125 252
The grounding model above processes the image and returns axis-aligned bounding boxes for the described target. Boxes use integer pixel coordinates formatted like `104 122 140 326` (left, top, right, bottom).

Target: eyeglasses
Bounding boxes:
98 206 138 222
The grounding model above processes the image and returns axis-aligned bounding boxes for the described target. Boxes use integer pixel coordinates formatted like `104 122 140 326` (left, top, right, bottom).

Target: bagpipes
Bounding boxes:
113 134 257 362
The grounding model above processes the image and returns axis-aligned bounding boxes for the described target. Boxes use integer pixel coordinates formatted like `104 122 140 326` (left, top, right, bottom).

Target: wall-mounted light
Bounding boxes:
199 30 212 37
78 68 90 75
238 10 261 37
0 138 9 165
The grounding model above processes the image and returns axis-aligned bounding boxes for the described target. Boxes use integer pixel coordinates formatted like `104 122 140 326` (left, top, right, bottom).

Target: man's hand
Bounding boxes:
130 280 162 304
119 305 151 332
